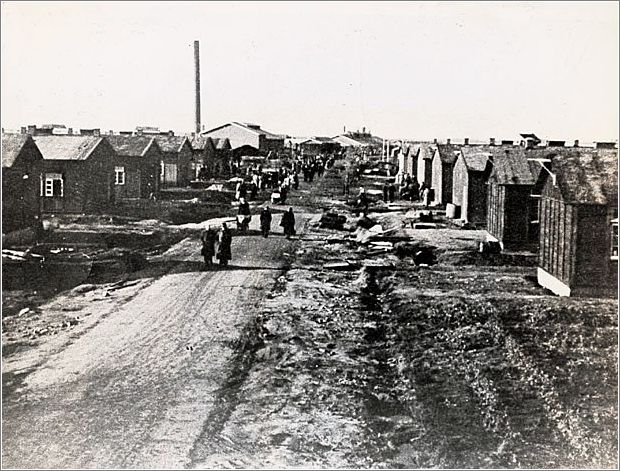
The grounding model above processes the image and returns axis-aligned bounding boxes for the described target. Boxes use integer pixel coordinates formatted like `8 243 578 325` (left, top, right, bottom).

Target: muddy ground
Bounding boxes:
2 159 618 469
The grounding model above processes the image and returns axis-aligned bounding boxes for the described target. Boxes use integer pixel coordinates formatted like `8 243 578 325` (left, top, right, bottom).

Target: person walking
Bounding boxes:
281 207 296 239
260 206 272 238
216 223 232 266
200 226 217 269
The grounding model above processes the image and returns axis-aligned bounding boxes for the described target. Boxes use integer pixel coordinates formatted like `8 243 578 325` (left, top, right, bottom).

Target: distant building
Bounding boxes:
33 135 115 214
452 146 494 225
2 134 44 232
210 138 232 176
153 135 192 187
105 135 162 199
535 147 618 297
202 122 284 152
189 135 215 179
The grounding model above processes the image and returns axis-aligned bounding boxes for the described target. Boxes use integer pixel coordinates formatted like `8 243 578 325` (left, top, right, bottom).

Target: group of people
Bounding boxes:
259 206 296 239
200 223 233 268
398 174 432 205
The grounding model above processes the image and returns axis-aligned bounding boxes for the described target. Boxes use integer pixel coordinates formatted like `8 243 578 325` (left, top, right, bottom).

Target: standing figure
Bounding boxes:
281 207 296 239
388 183 396 203
237 197 252 232
217 223 232 266
293 172 299 190
200 226 217 269
260 206 273 238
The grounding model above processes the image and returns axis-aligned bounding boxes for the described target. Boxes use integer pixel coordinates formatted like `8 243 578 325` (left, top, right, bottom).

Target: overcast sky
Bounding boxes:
1 1 618 141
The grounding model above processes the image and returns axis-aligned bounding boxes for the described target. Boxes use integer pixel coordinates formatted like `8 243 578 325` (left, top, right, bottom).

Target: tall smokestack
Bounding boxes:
194 40 201 135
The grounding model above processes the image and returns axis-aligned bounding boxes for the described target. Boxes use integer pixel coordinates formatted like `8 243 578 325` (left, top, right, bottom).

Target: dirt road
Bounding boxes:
2 214 301 469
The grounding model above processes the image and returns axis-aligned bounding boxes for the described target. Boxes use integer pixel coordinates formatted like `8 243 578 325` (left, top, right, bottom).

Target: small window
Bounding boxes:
530 194 541 224
115 166 125 185
612 218 618 260
42 173 63 197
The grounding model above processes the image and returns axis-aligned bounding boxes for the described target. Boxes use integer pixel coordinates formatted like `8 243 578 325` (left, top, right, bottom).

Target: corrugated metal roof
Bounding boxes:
32 135 102 161
106 135 155 157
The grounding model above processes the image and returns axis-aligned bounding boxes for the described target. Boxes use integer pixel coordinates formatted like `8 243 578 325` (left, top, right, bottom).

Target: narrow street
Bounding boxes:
2 214 303 469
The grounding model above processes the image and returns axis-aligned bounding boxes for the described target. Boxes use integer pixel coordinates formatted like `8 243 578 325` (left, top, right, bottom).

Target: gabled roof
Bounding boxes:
520 133 541 141
190 135 216 151
153 135 190 153
105 135 157 157
332 135 369 147
489 147 535 185
203 122 282 139
2 134 42 168
414 143 436 161
32 135 103 161
211 137 232 150
459 145 496 171
539 148 618 205
435 144 460 165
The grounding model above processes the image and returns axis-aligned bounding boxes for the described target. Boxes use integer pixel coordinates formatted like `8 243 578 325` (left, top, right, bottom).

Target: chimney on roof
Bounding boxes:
433 138 437 144
362 126 366 134
464 138 469 145
446 138 451 145
489 137 496 146
573 139 579 147
194 40 201 135
20 126 27 134
168 130 174 137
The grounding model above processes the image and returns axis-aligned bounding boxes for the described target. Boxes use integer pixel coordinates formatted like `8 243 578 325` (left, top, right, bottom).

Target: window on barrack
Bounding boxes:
115 166 125 185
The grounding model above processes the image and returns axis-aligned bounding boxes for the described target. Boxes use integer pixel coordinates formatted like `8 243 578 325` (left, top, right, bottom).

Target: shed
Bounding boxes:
33 135 115 214
153 135 192 187
535 148 618 296
105 135 161 199
2 134 44 232
486 147 541 248
431 144 460 205
452 146 494 225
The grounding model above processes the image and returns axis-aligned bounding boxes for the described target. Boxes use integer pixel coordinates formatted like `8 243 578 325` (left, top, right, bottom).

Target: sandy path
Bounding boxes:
2 214 301 469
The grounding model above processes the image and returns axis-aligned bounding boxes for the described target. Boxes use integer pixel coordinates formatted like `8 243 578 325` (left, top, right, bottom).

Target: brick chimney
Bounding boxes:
489 137 496 146
464 138 469 145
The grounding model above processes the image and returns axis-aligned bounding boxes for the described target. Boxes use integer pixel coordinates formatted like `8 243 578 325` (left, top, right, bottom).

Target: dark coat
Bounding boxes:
260 209 272 228
281 211 296 235
201 229 217 257
217 228 232 261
